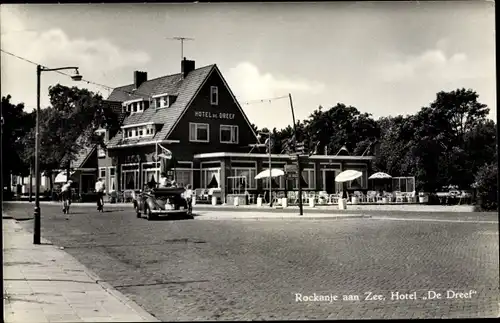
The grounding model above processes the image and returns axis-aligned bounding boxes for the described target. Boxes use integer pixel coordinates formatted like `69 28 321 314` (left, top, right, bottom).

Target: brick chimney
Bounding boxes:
134 71 148 89
181 57 195 78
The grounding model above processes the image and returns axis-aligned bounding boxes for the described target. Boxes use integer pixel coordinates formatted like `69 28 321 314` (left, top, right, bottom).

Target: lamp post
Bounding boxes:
257 130 273 207
34 65 82 245
288 93 303 215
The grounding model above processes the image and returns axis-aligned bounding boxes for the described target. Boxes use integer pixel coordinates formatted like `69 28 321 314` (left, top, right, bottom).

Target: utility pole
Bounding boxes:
29 161 32 202
167 37 194 61
289 93 303 215
268 136 272 207
34 65 41 244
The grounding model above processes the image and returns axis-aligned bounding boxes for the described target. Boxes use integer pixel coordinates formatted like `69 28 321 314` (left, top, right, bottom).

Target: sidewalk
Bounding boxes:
3 219 160 322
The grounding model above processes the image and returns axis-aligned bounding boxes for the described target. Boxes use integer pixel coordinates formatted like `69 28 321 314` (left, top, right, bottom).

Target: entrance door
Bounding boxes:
323 170 336 194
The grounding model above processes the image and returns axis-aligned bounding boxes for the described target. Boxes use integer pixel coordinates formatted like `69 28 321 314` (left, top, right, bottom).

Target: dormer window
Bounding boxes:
152 93 170 109
122 99 147 114
122 123 156 140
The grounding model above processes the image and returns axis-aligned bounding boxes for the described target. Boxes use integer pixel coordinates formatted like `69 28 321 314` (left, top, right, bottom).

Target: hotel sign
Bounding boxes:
194 111 235 120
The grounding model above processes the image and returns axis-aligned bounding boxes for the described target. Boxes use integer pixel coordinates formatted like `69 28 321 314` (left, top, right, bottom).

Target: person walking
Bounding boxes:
184 184 194 215
95 178 106 212
61 180 73 214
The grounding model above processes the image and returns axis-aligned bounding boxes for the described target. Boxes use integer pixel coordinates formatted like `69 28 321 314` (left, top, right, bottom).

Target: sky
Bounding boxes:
0 2 496 130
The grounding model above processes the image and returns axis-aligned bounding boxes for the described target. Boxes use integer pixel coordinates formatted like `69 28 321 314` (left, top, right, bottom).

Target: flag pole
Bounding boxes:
155 141 159 188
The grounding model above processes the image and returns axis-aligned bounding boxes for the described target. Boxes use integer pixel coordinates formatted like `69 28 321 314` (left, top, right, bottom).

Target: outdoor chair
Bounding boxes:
318 191 329 205
353 191 366 203
302 192 309 204
288 191 299 204
123 190 135 203
271 192 280 206
328 193 339 204
457 191 472 205
396 192 405 203
366 191 377 203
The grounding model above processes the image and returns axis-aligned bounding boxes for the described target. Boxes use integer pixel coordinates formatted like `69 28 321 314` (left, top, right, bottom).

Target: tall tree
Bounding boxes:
21 84 120 185
1 95 33 193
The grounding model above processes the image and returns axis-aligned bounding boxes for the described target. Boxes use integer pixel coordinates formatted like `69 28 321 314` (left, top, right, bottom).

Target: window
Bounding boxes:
152 94 169 109
121 164 139 190
392 177 415 192
108 167 116 192
201 169 220 189
210 86 218 105
141 162 160 188
123 124 155 139
220 125 238 144
98 145 105 158
346 168 366 189
99 168 106 180
145 124 155 136
229 168 257 192
123 100 146 115
189 123 209 142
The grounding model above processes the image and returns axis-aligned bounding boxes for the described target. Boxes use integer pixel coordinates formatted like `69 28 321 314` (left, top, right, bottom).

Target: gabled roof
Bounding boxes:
60 135 96 169
107 64 215 148
70 145 96 169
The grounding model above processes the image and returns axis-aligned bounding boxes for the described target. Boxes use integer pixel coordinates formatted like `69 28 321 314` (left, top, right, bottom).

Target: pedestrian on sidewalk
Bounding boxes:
95 178 105 212
184 184 193 214
61 180 73 214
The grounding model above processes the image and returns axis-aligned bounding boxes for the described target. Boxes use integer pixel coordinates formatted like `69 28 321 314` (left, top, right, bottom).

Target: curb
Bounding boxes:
84 270 160 322
369 216 499 224
5 219 160 322
195 214 370 220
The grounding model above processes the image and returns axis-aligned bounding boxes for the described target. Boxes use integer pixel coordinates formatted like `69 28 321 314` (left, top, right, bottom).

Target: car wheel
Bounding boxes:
134 204 141 218
145 205 156 221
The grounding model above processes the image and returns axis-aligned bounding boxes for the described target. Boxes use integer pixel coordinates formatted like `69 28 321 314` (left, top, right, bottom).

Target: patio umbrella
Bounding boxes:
254 168 285 180
368 172 392 191
335 170 362 183
368 172 392 180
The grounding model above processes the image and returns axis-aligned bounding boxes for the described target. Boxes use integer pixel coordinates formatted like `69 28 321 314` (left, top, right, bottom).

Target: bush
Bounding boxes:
472 163 498 211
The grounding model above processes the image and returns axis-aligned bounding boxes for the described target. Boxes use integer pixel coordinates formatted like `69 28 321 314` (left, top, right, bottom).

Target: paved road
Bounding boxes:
3 203 499 320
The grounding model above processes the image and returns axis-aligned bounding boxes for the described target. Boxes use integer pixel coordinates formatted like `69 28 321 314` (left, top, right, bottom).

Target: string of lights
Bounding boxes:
239 95 289 106
1 48 289 107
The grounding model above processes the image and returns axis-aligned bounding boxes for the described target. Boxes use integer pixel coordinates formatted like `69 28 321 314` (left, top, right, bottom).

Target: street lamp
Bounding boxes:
34 65 82 245
257 130 274 207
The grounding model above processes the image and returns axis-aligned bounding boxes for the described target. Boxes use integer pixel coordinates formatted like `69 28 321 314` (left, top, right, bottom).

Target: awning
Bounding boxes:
54 171 76 184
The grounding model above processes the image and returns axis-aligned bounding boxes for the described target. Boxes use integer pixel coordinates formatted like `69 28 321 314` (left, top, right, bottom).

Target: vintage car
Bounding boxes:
132 187 192 220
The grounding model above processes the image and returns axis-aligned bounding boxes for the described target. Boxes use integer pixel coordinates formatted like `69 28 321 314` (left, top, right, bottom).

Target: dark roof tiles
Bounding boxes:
107 64 215 147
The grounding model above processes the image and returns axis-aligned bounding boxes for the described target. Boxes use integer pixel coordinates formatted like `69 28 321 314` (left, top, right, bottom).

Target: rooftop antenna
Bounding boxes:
167 36 194 61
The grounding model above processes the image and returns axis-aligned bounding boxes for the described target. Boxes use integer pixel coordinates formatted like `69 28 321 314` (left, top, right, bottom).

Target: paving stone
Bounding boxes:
45 313 83 322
